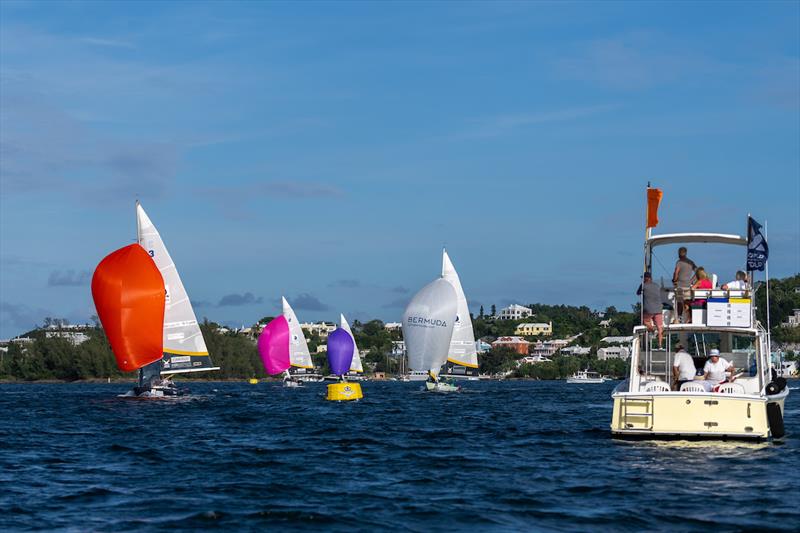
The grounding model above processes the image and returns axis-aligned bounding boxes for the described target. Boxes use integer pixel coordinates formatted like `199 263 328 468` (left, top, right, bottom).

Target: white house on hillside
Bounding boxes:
781 309 800 328
598 346 630 360
497 304 533 320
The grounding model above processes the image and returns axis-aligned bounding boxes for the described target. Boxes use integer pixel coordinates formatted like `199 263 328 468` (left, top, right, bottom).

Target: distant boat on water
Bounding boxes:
257 297 320 386
566 370 608 384
340 314 364 379
402 277 460 393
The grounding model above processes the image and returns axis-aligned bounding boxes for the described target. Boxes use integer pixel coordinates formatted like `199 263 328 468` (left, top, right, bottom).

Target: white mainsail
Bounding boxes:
442 249 478 369
282 297 313 369
340 314 363 373
402 278 457 378
136 202 218 374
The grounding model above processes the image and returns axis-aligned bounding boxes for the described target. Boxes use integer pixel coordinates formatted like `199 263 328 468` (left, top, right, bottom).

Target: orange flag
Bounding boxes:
646 188 663 228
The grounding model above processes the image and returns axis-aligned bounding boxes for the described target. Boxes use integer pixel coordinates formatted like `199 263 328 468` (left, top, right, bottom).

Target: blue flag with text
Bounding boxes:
747 216 768 271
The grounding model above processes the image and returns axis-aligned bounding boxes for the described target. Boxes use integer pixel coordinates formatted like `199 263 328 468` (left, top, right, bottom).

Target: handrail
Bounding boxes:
646 233 747 248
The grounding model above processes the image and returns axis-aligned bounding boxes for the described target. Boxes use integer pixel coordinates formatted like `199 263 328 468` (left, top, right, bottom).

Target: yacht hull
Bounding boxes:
611 390 788 440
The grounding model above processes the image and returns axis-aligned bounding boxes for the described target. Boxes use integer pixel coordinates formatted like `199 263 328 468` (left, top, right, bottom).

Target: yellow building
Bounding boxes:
515 322 552 337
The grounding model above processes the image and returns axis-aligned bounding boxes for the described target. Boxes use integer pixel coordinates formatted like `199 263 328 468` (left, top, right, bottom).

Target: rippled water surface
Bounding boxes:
1 381 799 531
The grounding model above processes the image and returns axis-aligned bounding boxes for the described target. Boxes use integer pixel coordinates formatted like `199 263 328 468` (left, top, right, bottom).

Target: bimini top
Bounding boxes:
647 232 747 248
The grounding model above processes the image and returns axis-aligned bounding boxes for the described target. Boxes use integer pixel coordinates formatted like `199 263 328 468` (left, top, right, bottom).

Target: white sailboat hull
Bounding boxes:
425 381 461 393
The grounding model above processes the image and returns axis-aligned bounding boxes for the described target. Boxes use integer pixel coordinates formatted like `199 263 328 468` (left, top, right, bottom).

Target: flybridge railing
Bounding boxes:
666 288 753 328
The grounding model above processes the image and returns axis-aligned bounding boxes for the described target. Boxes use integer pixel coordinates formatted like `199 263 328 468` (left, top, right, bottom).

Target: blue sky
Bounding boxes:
1 1 798 337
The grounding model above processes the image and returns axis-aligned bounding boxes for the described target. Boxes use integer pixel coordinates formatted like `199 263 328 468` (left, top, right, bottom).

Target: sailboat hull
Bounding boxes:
425 381 460 393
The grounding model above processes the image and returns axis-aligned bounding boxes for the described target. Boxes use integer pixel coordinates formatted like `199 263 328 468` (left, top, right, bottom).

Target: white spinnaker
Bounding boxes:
442 249 478 368
136 204 214 374
402 278 457 377
282 297 313 368
340 314 363 373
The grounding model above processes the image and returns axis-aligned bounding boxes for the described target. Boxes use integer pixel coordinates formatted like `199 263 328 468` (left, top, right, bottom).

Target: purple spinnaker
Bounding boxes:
327 328 354 376
258 316 291 375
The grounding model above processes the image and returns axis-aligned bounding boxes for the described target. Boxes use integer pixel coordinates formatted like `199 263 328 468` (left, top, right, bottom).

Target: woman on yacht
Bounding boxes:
687 267 713 322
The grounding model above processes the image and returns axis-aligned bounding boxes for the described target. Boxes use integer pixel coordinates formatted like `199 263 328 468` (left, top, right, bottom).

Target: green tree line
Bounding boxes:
2 273 796 382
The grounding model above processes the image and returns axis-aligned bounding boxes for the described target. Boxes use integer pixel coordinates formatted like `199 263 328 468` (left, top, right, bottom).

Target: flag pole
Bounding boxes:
765 220 772 365
642 182 650 326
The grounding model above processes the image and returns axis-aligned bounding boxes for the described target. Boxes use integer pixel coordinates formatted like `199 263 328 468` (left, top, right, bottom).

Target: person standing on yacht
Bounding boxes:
672 344 696 390
637 272 666 348
703 349 735 384
672 247 696 322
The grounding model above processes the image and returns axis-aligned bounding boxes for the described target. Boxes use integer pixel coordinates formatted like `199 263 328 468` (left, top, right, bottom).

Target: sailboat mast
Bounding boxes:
135 200 141 245
135 199 143 387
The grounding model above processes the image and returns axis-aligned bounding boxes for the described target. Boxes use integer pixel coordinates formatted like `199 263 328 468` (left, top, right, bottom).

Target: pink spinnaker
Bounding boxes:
258 316 291 375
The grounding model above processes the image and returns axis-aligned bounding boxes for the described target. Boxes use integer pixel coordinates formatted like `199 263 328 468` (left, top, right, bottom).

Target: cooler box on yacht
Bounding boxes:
707 297 751 328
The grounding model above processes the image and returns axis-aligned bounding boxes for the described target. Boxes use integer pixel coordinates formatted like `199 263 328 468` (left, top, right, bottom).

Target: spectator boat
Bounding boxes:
567 370 608 384
610 188 788 440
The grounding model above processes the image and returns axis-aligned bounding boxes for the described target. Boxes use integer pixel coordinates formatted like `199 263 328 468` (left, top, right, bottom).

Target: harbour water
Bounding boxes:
1 381 798 531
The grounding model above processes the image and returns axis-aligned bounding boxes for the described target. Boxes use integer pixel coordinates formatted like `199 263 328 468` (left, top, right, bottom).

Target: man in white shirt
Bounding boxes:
722 271 748 291
703 349 735 384
672 345 696 390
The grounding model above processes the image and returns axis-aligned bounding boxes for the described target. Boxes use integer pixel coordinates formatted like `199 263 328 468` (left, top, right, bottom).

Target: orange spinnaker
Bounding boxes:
91 244 165 372
646 188 663 228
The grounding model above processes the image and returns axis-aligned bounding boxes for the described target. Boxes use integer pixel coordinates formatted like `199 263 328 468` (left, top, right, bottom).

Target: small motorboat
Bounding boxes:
567 370 608 384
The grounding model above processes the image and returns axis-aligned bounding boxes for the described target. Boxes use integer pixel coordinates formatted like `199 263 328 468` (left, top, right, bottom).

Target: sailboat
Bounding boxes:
340 314 364 380
257 314 301 387
280 297 319 383
402 277 460 392
92 202 219 397
441 249 479 380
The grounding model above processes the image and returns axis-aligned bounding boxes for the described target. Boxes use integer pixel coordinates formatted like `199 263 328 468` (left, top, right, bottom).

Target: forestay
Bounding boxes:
442 249 478 369
402 278 457 377
136 203 217 374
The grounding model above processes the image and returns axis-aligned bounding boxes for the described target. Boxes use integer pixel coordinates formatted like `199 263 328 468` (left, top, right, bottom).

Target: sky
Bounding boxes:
1 0 798 338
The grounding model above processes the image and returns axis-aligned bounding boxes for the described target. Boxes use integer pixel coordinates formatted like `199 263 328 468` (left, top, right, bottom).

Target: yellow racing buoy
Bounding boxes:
248 378 259 385
326 382 363 401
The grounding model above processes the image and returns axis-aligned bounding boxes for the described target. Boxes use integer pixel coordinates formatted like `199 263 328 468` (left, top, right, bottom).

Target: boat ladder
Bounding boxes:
621 397 654 430
645 332 669 383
